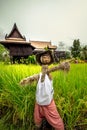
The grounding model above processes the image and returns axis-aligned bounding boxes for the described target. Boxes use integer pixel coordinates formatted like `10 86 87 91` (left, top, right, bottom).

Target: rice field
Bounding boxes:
0 63 87 130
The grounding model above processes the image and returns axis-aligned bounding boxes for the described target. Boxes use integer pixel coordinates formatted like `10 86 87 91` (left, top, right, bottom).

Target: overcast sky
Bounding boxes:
0 0 87 46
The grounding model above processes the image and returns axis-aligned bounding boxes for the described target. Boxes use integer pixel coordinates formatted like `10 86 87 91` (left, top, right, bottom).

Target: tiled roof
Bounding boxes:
29 40 57 49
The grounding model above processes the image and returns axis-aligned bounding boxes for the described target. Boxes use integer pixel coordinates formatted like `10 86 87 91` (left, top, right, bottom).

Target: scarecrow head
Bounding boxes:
36 50 54 65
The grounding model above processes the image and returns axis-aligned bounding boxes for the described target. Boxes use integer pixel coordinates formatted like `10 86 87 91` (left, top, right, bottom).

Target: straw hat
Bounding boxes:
36 50 54 65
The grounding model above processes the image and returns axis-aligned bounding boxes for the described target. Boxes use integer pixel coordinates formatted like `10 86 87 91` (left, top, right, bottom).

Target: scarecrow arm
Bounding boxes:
20 62 70 86
20 74 39 86
47 62 70 73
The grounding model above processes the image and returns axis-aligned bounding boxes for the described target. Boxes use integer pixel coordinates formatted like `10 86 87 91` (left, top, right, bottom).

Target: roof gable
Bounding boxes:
5 23 26 40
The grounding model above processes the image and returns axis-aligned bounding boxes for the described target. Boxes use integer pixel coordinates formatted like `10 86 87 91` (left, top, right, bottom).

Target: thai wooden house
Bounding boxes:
0 23 57 63
0 23 35 63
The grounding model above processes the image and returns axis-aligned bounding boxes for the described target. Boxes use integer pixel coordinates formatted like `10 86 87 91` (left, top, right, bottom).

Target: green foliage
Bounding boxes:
80 45 87 60
65 51 71 59
0 43 7 53
0 64 87 129
26 55 36 64
71 39 81 58
0 44 6 60
0 44 10 63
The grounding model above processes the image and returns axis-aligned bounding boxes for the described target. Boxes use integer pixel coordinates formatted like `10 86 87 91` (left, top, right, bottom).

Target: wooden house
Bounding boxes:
0 23 57 63
0 23 35 63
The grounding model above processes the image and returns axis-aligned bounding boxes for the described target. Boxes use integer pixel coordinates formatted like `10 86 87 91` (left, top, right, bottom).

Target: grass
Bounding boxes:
0 63 87 130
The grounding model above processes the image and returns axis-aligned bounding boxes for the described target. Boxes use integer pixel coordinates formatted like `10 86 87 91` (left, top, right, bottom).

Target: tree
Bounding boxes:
58 41 65 51
80 45 87 60
0 44 6 61
71 39 81 58
0 44 6 53
65 51 71 59
0 44 10 62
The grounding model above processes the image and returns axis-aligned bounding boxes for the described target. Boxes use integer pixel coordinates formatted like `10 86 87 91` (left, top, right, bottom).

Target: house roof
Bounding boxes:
29 40 57 49
0 24 57 50
5 23 26 40
0 23 29 45
0 39 30 44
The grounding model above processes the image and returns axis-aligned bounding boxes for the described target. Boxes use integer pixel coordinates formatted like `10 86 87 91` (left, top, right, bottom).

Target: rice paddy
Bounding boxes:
0 63 87 130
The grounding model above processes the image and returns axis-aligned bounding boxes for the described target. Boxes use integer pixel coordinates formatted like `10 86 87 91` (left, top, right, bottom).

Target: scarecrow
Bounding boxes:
20 50 70 130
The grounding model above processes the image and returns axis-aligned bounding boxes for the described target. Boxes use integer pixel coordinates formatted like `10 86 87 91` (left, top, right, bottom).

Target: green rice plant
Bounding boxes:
53 63 87 129
0 64 41 129
0 63 87 130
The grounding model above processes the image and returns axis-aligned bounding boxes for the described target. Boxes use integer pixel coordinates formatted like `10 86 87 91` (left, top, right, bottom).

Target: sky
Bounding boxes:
0 0 87 47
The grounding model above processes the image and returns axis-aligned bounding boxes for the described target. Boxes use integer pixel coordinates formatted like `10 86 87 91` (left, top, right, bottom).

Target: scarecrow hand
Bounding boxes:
20 78 30 86
58 62 70 72
20 74 39 86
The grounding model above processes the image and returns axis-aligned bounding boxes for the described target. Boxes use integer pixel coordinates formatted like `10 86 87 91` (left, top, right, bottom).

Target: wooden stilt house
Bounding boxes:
0 23 35 63
0 23 59 63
